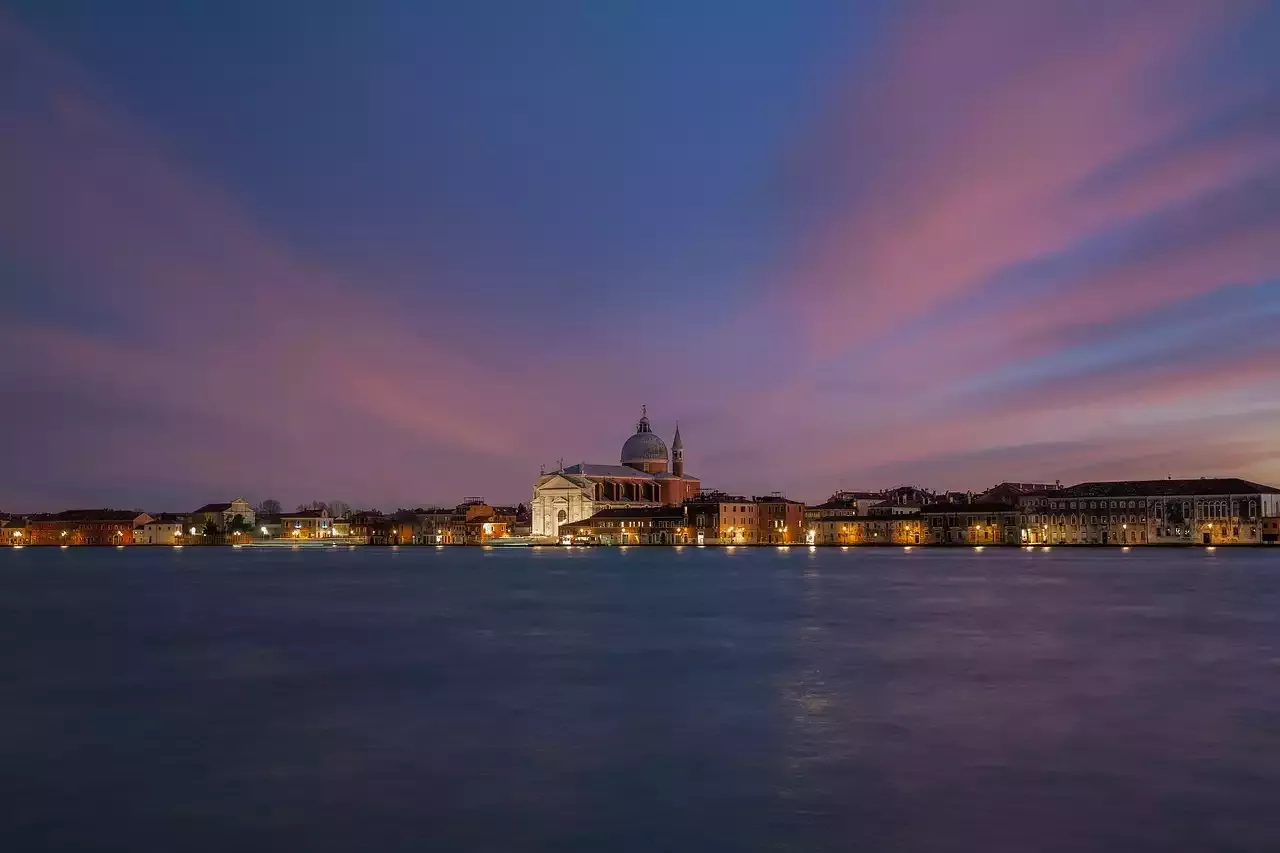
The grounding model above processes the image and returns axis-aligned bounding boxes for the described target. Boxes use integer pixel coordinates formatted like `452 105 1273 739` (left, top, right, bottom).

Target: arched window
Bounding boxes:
556 509 567 523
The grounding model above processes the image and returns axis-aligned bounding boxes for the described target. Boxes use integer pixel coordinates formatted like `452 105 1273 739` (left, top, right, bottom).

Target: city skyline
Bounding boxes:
3 2 1280 511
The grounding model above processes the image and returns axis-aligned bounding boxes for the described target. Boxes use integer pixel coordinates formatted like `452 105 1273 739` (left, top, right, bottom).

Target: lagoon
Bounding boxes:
3 545 1279 851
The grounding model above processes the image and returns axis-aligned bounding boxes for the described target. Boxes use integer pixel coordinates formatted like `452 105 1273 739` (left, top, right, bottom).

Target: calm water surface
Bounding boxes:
3 546 1280 852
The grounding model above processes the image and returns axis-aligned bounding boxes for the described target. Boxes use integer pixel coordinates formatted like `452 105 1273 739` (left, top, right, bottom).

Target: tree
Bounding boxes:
297 501 328 514
257 498 282 516
328 500 351 519
228 514 252 535
201 518 220 539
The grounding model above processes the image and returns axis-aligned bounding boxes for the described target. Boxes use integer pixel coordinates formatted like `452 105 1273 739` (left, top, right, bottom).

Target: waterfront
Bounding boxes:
3 547 1280 852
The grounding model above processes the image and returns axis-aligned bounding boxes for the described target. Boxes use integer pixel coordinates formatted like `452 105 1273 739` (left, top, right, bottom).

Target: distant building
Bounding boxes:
754 495 805 544
685 492 758 544
189 498 255 534
531 409 700 539
920 503 1020 545
1024 478 1280 545
133 513 185 545
2 516 28 545
28 510 152 545
279 508 336 539
560 506 689 545
811 515 927 545
804 491 882 523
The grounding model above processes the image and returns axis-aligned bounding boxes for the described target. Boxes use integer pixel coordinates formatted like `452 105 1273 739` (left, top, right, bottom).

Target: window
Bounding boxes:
1110 501 1117 509
1092 516 1098 524
1090 502 1096 509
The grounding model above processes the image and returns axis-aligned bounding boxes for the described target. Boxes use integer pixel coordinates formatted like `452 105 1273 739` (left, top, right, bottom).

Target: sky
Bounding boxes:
2 0 1279 511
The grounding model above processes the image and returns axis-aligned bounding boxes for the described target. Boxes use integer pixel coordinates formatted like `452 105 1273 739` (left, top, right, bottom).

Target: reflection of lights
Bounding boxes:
1206 546 1217 552
1122 546 1130 552
60 544 68 550
904 546 912 552
1042 547 1051 552
974 546 984 552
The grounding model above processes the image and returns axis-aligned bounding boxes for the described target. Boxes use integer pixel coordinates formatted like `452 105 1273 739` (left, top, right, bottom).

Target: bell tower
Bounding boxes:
672 422 684 478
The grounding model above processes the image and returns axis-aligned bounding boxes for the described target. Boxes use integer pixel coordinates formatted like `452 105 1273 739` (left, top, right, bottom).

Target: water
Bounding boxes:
2 546 1279 852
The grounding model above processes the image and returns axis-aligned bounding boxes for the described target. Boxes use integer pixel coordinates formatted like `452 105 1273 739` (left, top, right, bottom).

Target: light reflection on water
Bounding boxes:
2 546 1280 851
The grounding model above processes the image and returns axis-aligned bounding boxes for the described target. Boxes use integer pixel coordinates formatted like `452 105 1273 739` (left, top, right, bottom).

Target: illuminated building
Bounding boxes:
27 510 152 545
559 506 689 545
133 513 185 545
531 408 700 539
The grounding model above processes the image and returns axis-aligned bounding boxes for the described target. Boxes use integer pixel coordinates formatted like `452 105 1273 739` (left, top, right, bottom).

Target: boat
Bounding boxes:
485 536 538 547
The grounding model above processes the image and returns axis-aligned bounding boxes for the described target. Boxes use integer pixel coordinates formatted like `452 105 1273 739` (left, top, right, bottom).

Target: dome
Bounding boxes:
620 408 669 469
621 430 669 464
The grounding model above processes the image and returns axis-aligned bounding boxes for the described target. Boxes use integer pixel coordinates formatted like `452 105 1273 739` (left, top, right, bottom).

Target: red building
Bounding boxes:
27 510 152 545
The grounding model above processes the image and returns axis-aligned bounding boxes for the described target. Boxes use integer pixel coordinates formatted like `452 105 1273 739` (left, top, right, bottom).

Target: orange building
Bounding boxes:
27 510 152 545
755 496 805 544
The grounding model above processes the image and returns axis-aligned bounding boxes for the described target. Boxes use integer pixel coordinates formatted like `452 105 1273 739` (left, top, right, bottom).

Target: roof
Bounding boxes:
812 514 920 523
31 509 145 523
1061 478 1280 498
193 502 233 513
920 502 1017 515
810 499 862 511
141 513 184 524
281 510 328 519
561 463 655 479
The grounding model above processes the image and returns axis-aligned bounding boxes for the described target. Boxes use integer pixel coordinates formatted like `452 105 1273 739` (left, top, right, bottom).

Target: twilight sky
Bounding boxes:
2 1 1280 511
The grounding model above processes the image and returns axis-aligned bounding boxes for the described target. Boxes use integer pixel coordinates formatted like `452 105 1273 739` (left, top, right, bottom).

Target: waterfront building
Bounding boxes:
804 491 884 524
189 498 255 534
1024 478 1280 545
811 515 926 545
685 492 758 544
27 510 152 545
920 503 1020 545
279 508 336 539
2 516 28 545
868 500 922 516
133 513 185 545
447 501 510 544
531 409 700 539
755 495 805 544
560 506 690 545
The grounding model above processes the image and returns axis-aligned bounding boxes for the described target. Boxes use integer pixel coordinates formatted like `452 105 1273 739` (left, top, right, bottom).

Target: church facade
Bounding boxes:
531 409 700 539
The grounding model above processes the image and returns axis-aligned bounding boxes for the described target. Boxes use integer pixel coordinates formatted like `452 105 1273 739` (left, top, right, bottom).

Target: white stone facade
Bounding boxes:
531 474 597 538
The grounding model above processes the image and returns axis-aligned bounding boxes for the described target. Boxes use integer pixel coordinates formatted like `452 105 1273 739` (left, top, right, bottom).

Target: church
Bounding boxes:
531 408 701 539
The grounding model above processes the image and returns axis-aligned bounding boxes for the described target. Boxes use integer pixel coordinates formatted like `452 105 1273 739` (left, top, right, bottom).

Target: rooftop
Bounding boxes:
192 502 233 514
920 502 1018 515
1061 478 1280 498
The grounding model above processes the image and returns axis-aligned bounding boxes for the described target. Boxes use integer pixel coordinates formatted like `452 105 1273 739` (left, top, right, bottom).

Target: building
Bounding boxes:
1024 478 1280 545
531 409 700 539
2 516 28 545
189 498 255 534
279 508 337 539
755 495 805 544
133 513 185 545
560 506 689 545
685 492 758 544
920 503 1020 545
27 510 153 545
804 491 882 523
810 515 927 545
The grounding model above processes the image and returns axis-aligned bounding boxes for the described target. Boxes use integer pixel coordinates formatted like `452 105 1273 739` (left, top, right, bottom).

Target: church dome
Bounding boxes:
621 431 669 464
621 409 669 467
